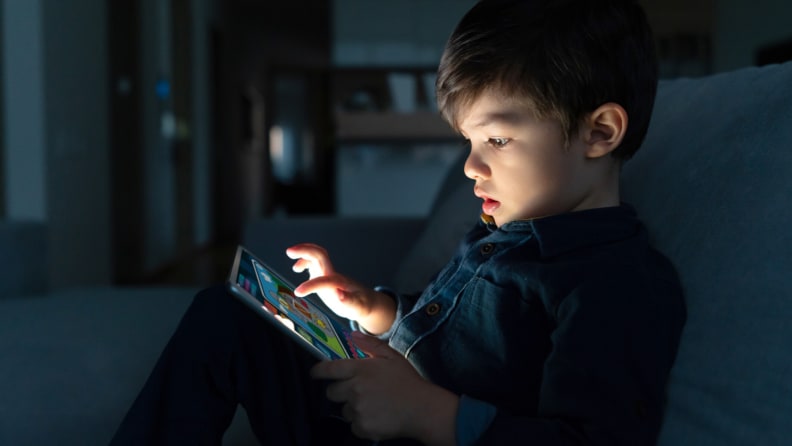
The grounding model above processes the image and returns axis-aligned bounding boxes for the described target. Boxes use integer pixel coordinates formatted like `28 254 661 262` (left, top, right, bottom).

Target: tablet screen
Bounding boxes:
229 246 367 360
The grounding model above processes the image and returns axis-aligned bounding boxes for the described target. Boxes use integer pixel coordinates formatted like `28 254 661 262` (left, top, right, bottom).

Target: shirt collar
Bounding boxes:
479 213 496 226
488 204 641 258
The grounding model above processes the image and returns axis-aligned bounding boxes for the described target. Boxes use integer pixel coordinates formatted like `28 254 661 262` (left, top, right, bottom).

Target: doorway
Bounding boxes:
108 0 198 284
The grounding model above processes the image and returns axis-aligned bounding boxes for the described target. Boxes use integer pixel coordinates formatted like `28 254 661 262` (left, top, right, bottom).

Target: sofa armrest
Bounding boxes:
243 216 426 288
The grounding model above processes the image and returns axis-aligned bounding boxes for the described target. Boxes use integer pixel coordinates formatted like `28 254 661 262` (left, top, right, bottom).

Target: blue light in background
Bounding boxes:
155 78 171 99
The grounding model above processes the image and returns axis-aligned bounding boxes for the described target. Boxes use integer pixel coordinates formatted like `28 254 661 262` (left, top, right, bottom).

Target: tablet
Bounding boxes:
226 245 368 361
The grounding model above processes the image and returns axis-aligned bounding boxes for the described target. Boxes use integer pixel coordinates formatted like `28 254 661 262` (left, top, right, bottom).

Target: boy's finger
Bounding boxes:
285 242 313 256
285 243 327 261
324 379 354 403
286 243 334 276
350 331 398 359
290 258 312 273
294 275 345 297
310 358 358 381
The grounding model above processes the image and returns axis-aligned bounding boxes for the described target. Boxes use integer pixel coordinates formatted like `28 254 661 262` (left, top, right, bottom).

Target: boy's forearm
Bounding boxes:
356 291 397 335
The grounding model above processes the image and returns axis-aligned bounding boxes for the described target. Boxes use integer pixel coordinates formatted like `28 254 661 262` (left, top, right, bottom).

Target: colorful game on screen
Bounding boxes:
234 250 366 360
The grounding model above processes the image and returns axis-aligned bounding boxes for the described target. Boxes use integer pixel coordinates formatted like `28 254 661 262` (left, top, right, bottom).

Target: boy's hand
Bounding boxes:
311 332 458 446
286 243 395 335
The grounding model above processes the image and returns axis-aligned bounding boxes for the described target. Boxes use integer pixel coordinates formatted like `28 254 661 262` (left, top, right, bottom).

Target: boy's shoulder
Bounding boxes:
477 204 682 307
527 204 644 259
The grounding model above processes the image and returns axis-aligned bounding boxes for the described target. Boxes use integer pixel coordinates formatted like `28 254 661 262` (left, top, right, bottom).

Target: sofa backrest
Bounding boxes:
391 153 479 292
622 61 792 446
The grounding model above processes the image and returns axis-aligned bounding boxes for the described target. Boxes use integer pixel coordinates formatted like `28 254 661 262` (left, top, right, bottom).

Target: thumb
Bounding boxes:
350 331 398 359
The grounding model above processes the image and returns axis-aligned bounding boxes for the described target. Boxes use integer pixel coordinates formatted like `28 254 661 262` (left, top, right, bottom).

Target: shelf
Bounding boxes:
334 110 459 142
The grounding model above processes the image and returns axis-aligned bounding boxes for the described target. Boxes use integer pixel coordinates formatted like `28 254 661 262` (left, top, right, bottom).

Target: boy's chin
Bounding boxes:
496 210 549 225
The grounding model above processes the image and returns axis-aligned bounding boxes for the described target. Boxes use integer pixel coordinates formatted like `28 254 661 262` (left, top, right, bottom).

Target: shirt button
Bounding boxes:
480 243 494 255
425 302 441 316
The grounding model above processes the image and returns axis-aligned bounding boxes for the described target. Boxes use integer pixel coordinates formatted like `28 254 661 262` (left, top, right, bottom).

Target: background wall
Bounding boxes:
2 0 47 223
191 0 213 249
3 0 110 289
713 0 792 71
333 0 475 67
332 0 476 217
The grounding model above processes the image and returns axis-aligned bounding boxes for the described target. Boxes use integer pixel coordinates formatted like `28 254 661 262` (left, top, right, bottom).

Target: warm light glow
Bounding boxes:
269 125 285 165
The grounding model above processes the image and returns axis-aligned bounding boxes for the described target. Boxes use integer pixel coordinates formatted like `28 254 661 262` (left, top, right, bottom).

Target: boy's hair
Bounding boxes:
436 0 658 161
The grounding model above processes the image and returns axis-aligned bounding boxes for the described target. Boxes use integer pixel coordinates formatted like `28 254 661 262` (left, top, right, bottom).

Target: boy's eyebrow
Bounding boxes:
469 111 524 129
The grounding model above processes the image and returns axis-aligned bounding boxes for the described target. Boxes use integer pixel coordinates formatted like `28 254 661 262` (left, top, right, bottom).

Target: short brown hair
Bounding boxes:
436 0 658 161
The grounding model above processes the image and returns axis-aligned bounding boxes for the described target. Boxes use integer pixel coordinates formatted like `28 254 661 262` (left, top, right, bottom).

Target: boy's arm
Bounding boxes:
293 273 397 335
352 288 397 335
351 286 421 338
288 243 399 334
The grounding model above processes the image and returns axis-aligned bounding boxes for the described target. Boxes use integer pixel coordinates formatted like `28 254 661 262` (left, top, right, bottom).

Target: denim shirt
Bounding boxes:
379 204 686 445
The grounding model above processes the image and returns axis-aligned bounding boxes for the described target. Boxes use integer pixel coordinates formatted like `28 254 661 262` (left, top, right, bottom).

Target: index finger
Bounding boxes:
293 274 352 297
285 243 335 276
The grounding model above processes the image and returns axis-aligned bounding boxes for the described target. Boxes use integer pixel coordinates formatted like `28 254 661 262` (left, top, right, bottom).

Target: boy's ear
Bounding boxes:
581 103 628 159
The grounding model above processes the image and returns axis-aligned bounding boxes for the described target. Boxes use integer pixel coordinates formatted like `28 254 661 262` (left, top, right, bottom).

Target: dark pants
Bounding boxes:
109 285 370 446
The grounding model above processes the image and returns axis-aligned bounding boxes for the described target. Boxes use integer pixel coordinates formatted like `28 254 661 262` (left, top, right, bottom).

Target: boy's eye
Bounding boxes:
488 137 510 148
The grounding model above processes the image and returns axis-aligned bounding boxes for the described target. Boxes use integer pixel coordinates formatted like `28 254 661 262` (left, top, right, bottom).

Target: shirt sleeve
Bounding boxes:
455 395 498 446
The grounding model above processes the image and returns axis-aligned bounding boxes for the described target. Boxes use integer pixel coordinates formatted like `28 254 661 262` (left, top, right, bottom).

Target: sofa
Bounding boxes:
1 60 790 445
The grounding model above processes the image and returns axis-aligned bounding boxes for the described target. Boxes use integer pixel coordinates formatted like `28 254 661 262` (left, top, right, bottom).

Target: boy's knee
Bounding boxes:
186 284 236 322
193 283 231 303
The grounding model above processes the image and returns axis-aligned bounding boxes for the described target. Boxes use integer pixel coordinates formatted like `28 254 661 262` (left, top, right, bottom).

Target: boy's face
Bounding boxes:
458 91 614 226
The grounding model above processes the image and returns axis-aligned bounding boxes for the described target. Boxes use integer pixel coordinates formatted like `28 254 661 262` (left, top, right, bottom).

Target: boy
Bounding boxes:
110 0 685 445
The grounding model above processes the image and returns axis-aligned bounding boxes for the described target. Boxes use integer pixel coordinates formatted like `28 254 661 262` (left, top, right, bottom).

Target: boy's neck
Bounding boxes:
574 159 622 213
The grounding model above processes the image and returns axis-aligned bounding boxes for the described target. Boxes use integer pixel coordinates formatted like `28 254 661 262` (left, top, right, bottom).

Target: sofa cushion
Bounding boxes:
0 287 256 446
621 61 792 446
392 151 479 292
0 221 48 297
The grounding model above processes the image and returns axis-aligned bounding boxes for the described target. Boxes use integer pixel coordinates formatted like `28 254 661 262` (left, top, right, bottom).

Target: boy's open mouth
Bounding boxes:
482 198 500 215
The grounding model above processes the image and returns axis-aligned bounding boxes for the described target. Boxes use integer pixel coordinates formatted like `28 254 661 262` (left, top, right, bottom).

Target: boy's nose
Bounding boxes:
463 151 488 180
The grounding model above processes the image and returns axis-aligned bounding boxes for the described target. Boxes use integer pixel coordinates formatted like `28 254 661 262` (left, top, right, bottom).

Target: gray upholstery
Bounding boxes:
623 63 792 446
0 61 790 445
0 287 256 446
391 155 479 293
0 288 194 445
